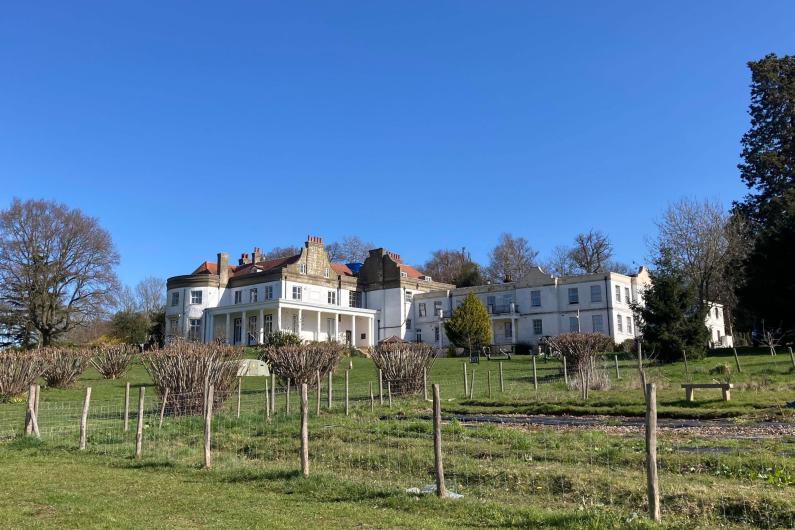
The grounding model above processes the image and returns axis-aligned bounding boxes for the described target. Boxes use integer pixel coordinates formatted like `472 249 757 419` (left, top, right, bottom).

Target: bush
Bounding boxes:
261 331 302 348
41 348 92 388
0 350 47 400
369 342 437 395
709 363 734 384
91 344 137 379
259 341 344 386
546 333 614 400
141 340 243 416
444 293 492 354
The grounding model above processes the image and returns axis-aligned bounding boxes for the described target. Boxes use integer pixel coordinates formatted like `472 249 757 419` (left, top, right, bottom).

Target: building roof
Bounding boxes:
231 255 300 277
331 263 354 277
398 264 424 279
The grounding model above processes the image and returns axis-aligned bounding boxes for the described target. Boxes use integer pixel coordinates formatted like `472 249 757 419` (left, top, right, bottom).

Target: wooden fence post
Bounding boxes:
203 384 213 469
316 370 321 416
270 373 276 416
637 347 647 402
645 383 660 522
79 387 92 450
159 388 169 429
300 383 309 477
379 369 384 405
614 355 621 380
25 384 40 438
123 382 130 432
732 347 742 373
789 346 795 370
345 370 350 416
432 384 446 498
463 363 469 397
327 371 333 409
423 368 428 401
369 381 374 412
34 384 40 419
532 355 538 391
286 379 291 415
236 377 242 418
387 381 392 407
682 349 689 375
563 357 569 387
469 369 475 398
487 370 492 398
264 379 270 421
499 362 504 392
134 386 145 460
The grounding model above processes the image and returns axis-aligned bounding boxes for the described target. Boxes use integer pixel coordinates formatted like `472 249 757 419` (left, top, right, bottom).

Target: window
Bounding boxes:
530 290 541 307
264 314 273 334
592 314 604 333
249 288 257 303
590 285 601 303
291 314 298 333
400 271 408 278
569 317 579 332
234 291 242 304
323 267 329 278
328 291 336 305
418 303 427 317
170 318 180 335
715 307 720 319
233 318 242 344
434 300 443 315
617 314 623 333
171 291 179 307
349 291 360 308
190 290 202 304
626 316 632 334
405 291 413 303
615 285 621 303
406 319 412 329
416 329 422 343
264 285 273 300
434 326 440 341
299 264 306 274
625 287 631 304
533 319 543 335
504 321 513 339
486 295 496 311
568 287 579 304
292 286 302 300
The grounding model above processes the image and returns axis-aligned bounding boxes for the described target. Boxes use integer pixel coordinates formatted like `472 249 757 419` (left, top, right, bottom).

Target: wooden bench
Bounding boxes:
681 383 734 402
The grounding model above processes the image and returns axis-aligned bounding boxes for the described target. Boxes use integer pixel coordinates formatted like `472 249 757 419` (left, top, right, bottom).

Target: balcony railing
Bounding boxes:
487 303 518 315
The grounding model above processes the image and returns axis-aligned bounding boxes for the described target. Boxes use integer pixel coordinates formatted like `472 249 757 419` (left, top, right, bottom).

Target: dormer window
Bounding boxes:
299 264 306 274
400 271 408 278
324 267 329 278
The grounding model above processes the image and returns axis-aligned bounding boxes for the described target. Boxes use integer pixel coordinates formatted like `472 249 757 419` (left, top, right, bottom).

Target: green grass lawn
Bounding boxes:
1 347 793 529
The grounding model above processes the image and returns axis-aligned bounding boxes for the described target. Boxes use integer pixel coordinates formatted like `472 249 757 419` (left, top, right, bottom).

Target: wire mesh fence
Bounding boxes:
2 359 794 528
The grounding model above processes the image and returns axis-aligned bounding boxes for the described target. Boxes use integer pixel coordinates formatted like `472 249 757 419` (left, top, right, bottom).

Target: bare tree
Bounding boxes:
115 285 138 313
135 276 166 315
325 236 373 263
0 198 119 347
485 233 539 283
423 248 482 286
541 245 577 277
261 245 302 261
569 230 613 274
604 260 634 275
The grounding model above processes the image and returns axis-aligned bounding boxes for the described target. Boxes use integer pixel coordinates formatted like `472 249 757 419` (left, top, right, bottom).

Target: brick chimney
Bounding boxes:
217 252 229 287
252 246 262 263
238 252 251 266
306 235 323 247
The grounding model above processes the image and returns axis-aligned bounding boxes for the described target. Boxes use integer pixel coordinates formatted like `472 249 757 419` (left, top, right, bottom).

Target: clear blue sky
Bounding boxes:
1 1 793 287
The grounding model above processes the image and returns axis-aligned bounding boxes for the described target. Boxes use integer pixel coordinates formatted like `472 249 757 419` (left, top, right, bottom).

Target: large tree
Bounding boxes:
734 53 795 336
485 233 538 283
444 293 492 354
325 235 373 263
569 230 613 274
0 199 119 347
261 245 302 260
135 276 165 315
422 248 483 287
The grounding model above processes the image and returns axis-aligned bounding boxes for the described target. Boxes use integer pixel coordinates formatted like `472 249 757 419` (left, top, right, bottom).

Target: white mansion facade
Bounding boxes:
165 236 731 349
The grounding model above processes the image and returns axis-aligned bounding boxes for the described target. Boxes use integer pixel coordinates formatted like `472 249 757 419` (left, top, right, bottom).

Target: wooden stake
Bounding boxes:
123 382 130 432
34 384 40 419
432 384 446 498
345 369 350 416
733 347 742 373
789 346 795 370
387 381 392 407
487 370 492 398
158 388 169 429
300 383 309 477
79 386 91 450
25 384 40 437
499 362 504 392
327 371 333 409
563 356 569 386
423 368 428 401
645 383 660 522
614 355 621 380
682 349 689 375
270 373 276 415
236 377 242 418
134 387 145 460
532 355 538 391
264 379 270 421
378 369 384 405
286 379 291 415
203 384 213 468
469 369 475 398
316 370 321 416
463 363 469 396
369 381 374 412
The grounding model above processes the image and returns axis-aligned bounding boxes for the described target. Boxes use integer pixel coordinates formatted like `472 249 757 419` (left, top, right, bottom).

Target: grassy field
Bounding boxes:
0 347 793 529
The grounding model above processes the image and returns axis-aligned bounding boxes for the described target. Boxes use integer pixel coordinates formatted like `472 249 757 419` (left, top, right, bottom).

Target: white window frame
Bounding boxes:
299 264 306 274
568 287 579 305
406 318 412 329
625 287 631 304
171 291 179 307
590 285 601 303
434 300 443 315
264 285 273 300
292 286 302 300
405 291 413 303
418 303 426 317
190 290 202 305
569 317 579 332
234 291 242 304
264 314 273 334
323 267 329 279
188 318 202 341
249 288 258 303
617 314 623 333
626 316 632 334
328 291 336 305
615 285 621 303
530 290 541 307
504 321 513 339
592 314 604 333
532 319 543 335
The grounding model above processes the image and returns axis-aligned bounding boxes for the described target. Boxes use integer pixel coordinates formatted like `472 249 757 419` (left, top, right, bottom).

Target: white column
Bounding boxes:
225 313 231 345
241 310 248 346
316 311 321 341
352 316 356 348
369 316 375 347
277 306 282 332
298 308 303 338
512 318 517 345
258 308 264 344
334 313 339 343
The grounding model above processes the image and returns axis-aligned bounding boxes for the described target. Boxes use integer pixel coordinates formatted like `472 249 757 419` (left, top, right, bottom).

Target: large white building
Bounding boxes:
165 236 732 349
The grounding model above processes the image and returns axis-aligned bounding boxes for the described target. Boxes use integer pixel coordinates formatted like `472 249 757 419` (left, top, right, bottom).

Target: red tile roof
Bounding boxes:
398 264 424 279
191 261 218 275
331 263 353 276
231 255 300 277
